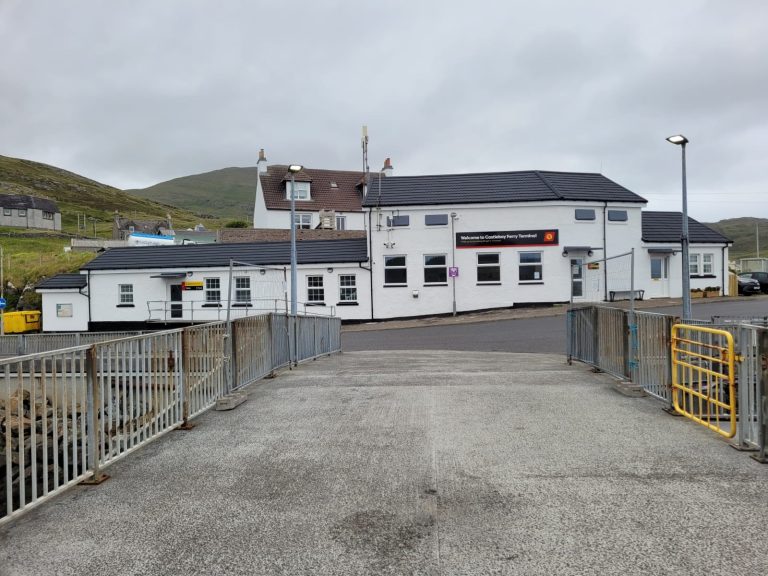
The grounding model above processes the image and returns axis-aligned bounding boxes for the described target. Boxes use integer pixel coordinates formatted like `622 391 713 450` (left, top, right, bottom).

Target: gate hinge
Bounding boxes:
735 354 745 363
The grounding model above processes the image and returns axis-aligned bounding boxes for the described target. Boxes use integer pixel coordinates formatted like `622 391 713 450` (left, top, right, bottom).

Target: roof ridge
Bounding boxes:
533 171 565 200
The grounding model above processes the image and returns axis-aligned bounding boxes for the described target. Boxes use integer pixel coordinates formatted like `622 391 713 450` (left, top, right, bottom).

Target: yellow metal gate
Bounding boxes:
671 324 738 438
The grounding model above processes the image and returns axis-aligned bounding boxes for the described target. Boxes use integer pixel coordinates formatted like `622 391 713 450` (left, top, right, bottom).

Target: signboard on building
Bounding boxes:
448 267 459 277
456 229 558 248
181 281 204 291
56 303 73 317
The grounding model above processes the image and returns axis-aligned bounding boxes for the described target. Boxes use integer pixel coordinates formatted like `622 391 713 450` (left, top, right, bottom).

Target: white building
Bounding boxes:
0 193 61 231
37 169 731 330
252 149 386 231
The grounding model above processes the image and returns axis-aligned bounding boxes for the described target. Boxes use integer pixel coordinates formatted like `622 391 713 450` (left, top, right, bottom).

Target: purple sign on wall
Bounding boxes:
448 267 459 278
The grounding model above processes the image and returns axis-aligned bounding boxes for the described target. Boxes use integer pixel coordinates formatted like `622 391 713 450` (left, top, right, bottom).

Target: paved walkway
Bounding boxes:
2 351 767 575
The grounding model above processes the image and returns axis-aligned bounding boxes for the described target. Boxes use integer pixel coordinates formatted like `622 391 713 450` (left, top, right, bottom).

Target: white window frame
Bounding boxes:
286 181 311 201
42 211 54 220
477 253 501 284
294 213 312 229
234 276 251 303
423 254 448 285
2 208 10 216
702 253 714 275
18 208 27 217
205 277 221 303
338 274 357 302
689 254 701 276
307 275 325 303
384 255 407 286
519 251 543 283
118 284 134 304
335 215 346 230
650 258 668 280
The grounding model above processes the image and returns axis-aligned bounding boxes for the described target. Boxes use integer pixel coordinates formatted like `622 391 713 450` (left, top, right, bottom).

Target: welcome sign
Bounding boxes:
456 229 559 248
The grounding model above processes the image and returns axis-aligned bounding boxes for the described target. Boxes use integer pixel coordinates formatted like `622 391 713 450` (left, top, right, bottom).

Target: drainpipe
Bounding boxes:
368 209 374 320
721 245 726 295
86 269 92 328
602 202 608 301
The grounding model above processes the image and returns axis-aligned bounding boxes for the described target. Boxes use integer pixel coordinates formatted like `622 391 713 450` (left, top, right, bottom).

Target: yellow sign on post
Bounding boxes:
671 324 738 438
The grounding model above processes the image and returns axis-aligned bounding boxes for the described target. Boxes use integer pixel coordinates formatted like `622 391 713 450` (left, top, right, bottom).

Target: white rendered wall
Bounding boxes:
39 289 89 332
86 262 371 324
366 201 648 320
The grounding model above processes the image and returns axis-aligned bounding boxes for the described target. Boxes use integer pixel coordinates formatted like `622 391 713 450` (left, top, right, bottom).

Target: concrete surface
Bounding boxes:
2 351 767 576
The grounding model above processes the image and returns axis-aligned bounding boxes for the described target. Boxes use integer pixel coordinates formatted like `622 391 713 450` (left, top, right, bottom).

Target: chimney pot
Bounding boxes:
382 157 394 177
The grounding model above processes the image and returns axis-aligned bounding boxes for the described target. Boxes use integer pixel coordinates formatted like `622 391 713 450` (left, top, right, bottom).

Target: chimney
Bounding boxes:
381 157 393 177
257 148 268 173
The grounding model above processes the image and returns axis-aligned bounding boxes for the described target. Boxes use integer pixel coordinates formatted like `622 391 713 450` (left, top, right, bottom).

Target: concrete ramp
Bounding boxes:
1 351 767 575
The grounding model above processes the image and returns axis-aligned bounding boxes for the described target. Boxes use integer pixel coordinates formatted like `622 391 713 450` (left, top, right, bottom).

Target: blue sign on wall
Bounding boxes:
0 298 6 310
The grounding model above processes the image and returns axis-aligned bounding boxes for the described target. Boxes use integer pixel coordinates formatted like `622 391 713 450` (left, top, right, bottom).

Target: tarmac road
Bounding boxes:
342 296 768 353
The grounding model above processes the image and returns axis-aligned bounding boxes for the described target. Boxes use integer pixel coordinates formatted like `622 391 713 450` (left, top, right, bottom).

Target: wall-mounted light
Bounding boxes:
412 290 419 298
186 271 193 277
259 268 266 276
327 267 334 274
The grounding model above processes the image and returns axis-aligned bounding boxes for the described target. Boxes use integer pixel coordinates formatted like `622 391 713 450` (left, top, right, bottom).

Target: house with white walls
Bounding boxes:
37 168 731 329
251 149 392 232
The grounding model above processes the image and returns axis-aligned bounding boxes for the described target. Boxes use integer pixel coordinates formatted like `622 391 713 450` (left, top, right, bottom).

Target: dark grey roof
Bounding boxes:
362 170 646 207
0 193 59 213
36 273 87 289
82 238 368 271
642 211 731 244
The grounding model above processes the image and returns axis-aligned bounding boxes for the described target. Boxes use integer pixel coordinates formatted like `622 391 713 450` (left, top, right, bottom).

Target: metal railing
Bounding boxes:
568 305 767 458
145 299 337 323
0 331 145 358
1 312 342 525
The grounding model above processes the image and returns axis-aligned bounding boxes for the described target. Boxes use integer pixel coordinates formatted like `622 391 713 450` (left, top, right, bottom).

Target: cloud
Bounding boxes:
0 0 766 221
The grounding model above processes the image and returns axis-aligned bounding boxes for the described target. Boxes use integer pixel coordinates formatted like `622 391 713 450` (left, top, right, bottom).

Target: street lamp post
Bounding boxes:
666 134 691 321
450 212 458 316
288 165 303 317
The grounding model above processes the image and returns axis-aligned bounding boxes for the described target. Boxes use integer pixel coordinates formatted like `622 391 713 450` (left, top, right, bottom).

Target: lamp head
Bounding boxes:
666 134 688 146
288 164 303 173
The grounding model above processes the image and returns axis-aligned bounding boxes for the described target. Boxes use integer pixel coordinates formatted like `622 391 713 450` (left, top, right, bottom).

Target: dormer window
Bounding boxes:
286 181 311 201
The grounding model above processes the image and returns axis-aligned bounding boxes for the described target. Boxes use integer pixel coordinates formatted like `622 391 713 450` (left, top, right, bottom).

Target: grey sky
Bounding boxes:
1 0 766 221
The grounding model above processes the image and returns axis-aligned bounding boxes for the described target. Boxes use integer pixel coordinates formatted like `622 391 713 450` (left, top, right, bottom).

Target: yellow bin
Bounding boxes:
3 310 42 334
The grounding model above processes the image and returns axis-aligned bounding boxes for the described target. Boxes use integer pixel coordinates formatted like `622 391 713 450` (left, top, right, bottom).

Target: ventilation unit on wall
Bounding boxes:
318 209 336 230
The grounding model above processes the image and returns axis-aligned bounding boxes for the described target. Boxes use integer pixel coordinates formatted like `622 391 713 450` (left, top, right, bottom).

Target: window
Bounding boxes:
702 253 713 275
205 278 221 302
118 284 134 304
477 253 500 283
424 254 447 285
339 275 357 302
575 209 596 221
519 252 543 282
18 209 27 217
285 181 310 200
607 210 628 222
689 254 700 276
650 258 668 280
387 215 409 227
2 208 11 216
294 213 312 229
307 276 324 303
235 277 251 302
42 211 54 220
384 255 407 286
425 214 449 226
335 215 346 230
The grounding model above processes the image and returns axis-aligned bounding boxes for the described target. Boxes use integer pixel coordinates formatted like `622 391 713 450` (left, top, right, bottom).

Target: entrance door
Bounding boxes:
170 284 183 319
570 258 584 300
650 256 669 297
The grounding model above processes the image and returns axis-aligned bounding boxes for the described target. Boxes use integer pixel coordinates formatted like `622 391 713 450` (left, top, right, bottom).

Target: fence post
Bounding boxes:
665 316 675 411
623 310 631 380
81 346 109 485
752 329 768 463
591 307 599 367
178 329 194 430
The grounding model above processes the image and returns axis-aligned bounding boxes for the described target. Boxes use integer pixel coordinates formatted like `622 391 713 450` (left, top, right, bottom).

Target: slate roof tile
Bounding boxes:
642 211 730 244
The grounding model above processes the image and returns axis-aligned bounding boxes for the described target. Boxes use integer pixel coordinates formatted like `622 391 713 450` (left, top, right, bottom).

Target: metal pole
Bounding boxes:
450 213 457 316
680 143 691 321
290 173 298 317
224 259 235 391
628 248 637 380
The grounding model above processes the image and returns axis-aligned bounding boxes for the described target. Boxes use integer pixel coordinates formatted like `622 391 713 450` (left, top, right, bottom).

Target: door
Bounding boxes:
170 284 183 319
570 258 584 301
650 256 669 297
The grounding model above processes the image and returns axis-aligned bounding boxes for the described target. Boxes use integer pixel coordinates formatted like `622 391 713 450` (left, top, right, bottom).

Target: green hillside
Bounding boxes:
0 154 221 235
126 167 258 220
705 217 768 262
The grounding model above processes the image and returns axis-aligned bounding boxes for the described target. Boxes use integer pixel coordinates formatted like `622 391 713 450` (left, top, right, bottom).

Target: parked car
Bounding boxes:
738 274 762 295
739 271 768 293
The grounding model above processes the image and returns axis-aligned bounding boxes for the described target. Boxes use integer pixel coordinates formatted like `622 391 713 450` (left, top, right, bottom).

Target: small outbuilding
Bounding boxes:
0 193 61 231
